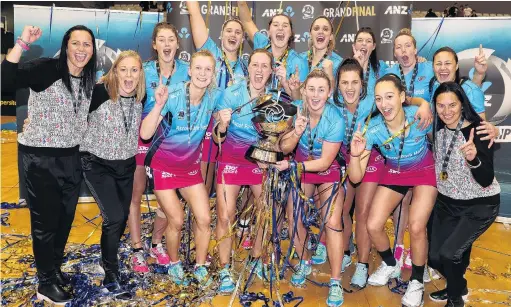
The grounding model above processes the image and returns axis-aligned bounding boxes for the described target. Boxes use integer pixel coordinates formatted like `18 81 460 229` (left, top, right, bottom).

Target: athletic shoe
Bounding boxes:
194 265 212 287
367 261 401 286
423 266 431 283
149 243 170 265
168 261 189 286
251 260 275 282
403 249 412 269
327 279 344 307
311 242 327 265
350 263 368 289
131 251 150 273
394 245 405 267
402 279 424 307
341 254 352 273
445 296 465 307
430 287 468 303
218 266 235 294
290 260 312 286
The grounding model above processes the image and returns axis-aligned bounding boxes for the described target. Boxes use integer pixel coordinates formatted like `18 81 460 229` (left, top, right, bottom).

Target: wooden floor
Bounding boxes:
1 117 511 307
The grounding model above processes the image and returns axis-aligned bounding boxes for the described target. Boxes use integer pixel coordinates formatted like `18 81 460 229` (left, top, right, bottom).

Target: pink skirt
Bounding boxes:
342 147 385 183
380 152 437 187
152 165 203 190
216 162 264 186
301 164 342 184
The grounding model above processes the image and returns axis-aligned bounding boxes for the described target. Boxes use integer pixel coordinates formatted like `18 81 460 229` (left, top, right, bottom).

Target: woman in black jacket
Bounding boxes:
1 25 96 305
429 82 500 307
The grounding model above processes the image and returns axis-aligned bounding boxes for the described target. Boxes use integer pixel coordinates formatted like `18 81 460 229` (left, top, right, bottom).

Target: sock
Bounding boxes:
378 248 397 266
359 262 369 269
133 247 143 253
344 250 351 257
411 264 425 283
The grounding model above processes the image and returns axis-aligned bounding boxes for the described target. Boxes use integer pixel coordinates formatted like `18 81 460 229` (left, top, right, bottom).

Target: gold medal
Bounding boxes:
227 80 233 87
440 171 448 181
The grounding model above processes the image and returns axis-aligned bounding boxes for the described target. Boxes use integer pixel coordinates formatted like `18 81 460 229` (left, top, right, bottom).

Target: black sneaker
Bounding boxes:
445 296 465 307
430 287 468 302
56 270 71 287
103 271 133 300
36 282 73 305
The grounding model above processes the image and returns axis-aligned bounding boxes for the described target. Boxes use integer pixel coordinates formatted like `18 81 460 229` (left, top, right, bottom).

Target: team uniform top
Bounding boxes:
365 60 390 95
334 95 376 147
80 84 144 160
198 37 248 89
142 59 190 120
365 105 432 173
299 50 343 76
216 80 260 164
431 79 485 114
253 31 308 84
293 100 345 162
386 61 435 101
149 82 223 172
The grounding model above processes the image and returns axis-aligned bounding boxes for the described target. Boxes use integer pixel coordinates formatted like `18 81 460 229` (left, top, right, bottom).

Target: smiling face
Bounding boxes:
268 15 292 49
248 52 272 91
434 51 458 83
354 31 376 59
304 77 330 113
66 30 94 72
152 28 179 64
375 80 406 122
436 92 462 127
188 55 215 89
339 70 362 105
116 56 141 97
394 34 417 69
221 20 244 53
310 17 333 51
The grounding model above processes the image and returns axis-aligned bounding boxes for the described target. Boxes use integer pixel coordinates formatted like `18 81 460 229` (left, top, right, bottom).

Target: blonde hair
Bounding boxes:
190 49 217 90
308 16 335 53
303 68 332 91
394 28 417 48
102 50 146 103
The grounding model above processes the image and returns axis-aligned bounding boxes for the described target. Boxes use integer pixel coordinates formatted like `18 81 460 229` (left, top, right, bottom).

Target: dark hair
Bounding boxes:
309 16 335 53
151 22 180 59
432 81 481 131
267 14 295 48
333 58 367 107
59 25 97 99
371 73 407 118
222 18 244 32
354 27 380 76
428 46 468 94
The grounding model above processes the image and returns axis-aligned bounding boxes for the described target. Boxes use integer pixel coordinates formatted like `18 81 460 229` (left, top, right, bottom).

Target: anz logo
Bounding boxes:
178 27 190 39
339 33 355 43
262 6 294 17
294 31 310 43
283 6 295 17
384 6 409 15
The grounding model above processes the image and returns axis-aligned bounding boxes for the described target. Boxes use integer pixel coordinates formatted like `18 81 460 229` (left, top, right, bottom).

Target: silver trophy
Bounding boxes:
245 90 297 164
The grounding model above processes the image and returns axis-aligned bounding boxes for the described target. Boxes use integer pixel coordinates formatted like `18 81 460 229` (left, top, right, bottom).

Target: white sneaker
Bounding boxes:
367 261 401 286
429 267 442 280
423 266 431 283
402 280 425 307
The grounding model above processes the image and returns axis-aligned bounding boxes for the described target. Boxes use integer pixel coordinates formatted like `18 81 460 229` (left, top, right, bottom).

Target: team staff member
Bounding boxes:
2 25 96 305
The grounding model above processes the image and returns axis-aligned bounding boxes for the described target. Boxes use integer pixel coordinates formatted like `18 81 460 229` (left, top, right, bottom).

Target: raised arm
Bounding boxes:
280 108 307 154
186 1 209 49
237 1 259 42
347 129 371 183
140 83 168 140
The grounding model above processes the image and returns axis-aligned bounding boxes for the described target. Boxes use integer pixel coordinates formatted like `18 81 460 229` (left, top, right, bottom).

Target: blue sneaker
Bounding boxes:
350 263 368 289
327 279 344 307
311 242 327 265
341 255 352 273
290 260 312 287
194 265 212 287
168 261 189 286
218 266 235 294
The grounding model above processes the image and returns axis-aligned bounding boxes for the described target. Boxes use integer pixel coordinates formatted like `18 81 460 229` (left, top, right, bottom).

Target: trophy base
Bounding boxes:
245 145 284 164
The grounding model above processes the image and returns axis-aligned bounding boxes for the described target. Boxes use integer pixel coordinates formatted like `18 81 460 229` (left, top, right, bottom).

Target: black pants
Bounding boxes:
81 153 136 275
428 198 499 297
23 149 82 284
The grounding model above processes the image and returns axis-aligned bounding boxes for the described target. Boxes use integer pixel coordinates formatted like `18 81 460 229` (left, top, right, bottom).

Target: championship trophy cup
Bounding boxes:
245 90 297 164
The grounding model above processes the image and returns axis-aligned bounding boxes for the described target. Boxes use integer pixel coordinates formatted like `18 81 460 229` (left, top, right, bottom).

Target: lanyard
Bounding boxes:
399 62 419 98
120 96 135 135
307 50 328 71
439 117 464 180
156 60 174 87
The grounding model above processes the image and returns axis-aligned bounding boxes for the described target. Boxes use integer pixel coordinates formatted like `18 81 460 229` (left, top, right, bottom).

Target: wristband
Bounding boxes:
350 152 361 158
467 157 481 169
16 38 30 51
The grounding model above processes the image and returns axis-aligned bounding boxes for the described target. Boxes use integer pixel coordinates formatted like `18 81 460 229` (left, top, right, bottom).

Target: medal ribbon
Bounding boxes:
120 96 136 135
440 117 464 180
222 50 239 86
399 61 419 98
156 60 173 87
381 117 417 172
266 44 290 90
307 50 328 71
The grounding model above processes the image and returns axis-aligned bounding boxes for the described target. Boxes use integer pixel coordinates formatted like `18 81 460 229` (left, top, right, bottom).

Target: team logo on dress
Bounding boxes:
318 169 331 176
162 171 175 178
418 76 425 82
252 168 263 174
366 166 377 173
375 154 384 162
383 143 392 150
151 81 159 89
223 165 238 174
179 51 191 62
302 5 314 19
415 136 423 143
179 1 189 14
138 145 149 154
381 28 393 44
188 170 199 176
178 110 185 120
